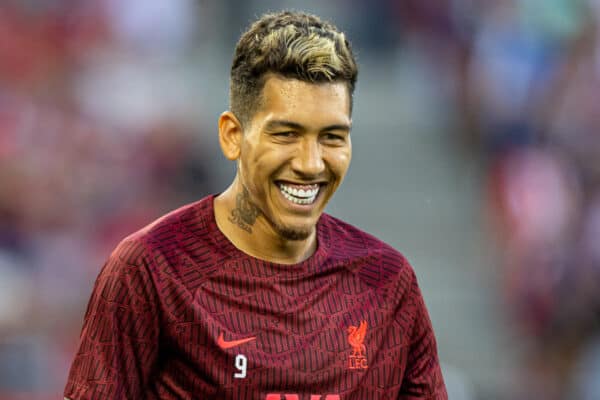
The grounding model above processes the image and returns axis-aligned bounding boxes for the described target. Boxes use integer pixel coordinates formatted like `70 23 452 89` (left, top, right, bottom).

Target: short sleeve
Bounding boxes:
398 270 448 400
64 239 160 399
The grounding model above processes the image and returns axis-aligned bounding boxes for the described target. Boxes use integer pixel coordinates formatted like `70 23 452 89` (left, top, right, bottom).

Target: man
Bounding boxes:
64 10 447 399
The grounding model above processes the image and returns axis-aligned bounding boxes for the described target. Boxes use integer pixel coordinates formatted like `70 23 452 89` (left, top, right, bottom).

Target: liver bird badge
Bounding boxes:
347 320 368 369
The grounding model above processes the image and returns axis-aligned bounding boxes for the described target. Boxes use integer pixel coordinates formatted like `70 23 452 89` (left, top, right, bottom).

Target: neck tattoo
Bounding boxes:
229 186 260 233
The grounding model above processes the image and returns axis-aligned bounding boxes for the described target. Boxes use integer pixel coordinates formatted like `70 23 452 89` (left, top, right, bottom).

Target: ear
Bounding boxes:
218 111 243 160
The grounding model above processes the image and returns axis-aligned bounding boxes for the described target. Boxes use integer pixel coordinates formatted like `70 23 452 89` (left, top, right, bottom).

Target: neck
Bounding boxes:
214 183 317 264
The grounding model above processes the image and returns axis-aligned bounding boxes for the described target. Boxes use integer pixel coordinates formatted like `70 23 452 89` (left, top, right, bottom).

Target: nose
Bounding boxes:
291 138 325 177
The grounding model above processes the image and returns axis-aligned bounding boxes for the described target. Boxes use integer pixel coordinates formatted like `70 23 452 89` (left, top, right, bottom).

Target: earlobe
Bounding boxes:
218 111 243 160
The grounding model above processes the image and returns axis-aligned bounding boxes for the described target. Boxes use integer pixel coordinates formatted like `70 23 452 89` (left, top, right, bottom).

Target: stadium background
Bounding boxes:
1 0 600 398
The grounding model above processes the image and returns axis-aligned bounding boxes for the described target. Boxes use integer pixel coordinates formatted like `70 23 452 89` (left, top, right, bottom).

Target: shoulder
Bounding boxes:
102 196 217 280
119 196 214 254
321 212 409 263
320 213 415 288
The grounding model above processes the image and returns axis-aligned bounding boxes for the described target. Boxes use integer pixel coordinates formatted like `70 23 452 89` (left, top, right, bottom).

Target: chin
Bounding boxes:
274 224 313 241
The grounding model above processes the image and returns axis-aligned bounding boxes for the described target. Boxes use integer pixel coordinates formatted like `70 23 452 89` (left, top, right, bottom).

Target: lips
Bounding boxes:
277 182 321 205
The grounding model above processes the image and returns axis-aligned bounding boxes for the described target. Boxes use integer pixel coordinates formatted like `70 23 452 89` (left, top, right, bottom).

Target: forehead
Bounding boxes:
253 75 351 127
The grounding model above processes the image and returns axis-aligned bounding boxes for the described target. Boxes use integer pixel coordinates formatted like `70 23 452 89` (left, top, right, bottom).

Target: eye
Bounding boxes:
322 132 346 143
275 131 296 137
270 131 299 143
273 131 297 138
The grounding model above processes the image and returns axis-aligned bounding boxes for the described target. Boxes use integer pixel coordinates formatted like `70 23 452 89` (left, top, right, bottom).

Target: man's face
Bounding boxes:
238 75 352 240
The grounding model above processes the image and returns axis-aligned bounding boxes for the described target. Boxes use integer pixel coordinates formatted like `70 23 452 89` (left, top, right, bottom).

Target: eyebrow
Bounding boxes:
264 119 351 133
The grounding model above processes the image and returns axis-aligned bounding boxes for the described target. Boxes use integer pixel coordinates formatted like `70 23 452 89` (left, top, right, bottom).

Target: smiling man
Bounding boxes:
64 10 447 400
215 74 352 263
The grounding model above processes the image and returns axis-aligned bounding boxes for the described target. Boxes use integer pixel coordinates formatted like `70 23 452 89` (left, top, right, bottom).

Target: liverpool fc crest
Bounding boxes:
347 320 368 369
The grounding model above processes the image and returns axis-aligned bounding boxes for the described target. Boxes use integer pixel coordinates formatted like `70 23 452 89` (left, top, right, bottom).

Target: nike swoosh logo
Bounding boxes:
217 332 256 349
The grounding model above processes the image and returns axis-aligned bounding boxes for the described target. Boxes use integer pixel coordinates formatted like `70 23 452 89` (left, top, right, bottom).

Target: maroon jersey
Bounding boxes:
65 195 447 399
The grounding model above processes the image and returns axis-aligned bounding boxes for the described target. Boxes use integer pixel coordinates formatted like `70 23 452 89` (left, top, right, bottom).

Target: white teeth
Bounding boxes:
278 183 320 205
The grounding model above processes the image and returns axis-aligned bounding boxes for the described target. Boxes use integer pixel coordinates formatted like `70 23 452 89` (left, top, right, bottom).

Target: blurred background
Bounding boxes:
1 0 600 399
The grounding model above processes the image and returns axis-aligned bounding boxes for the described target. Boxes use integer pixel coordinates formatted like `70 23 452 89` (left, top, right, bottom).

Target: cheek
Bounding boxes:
240 139 266 177
327 149 352 179
253 144 291 173
242 146 285 191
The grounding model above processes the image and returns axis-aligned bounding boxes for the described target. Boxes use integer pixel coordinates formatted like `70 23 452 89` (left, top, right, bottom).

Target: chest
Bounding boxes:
154 263 410 398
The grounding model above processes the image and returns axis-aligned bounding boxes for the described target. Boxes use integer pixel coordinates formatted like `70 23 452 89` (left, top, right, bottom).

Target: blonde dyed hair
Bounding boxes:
230 10 358 127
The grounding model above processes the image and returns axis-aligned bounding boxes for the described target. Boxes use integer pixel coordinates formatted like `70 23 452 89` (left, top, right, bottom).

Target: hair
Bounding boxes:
229 10 358 127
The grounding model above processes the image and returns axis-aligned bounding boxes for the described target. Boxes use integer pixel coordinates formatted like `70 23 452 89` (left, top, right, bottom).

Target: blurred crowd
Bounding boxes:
463 1 600 399
1 0 600 399
0 0 217 397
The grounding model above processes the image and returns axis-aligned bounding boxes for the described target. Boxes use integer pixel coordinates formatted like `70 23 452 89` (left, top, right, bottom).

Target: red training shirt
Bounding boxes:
65 195 447 399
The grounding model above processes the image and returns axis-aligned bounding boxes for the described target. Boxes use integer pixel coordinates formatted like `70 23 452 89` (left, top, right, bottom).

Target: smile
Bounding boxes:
278 183 320 205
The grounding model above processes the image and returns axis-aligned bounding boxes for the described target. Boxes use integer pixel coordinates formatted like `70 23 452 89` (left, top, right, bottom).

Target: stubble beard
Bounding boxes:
272 223 313 241
231 184 315 241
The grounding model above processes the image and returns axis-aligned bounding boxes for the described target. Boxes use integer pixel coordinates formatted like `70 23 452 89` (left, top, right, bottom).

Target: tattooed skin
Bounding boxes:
229 186 260 233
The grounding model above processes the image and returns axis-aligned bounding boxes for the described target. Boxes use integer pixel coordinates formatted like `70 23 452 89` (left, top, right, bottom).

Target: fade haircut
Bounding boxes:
229 10 358 127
